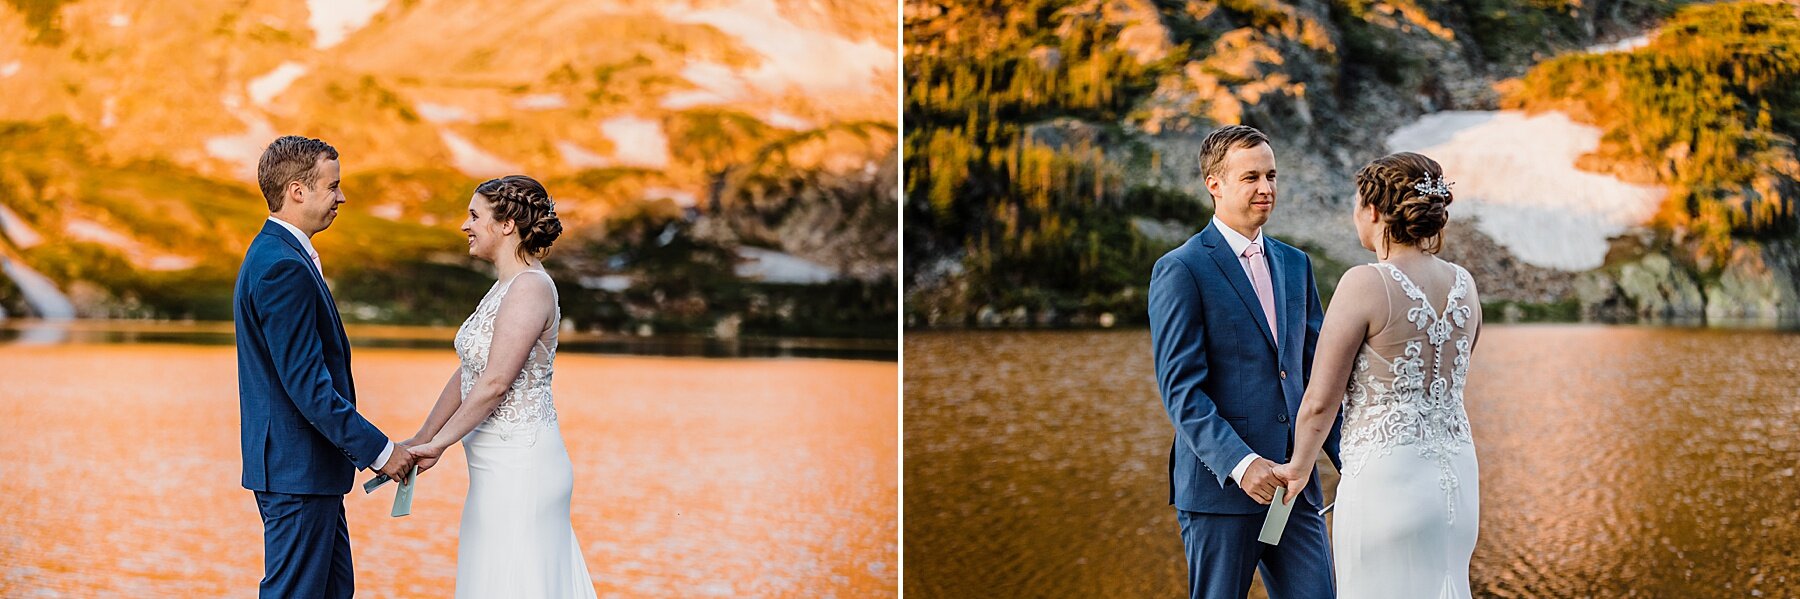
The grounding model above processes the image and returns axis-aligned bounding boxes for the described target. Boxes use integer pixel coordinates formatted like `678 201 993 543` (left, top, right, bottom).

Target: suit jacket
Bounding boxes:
1148 221 1342 514
235 220 387 495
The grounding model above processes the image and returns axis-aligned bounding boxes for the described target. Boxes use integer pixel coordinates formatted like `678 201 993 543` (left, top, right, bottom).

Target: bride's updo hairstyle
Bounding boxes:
476 175 562 260
1354 151 1453 254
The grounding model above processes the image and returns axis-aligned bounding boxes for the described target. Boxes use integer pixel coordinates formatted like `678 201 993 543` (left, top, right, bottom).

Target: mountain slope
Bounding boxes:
904 0 1799 326
0 0 899 336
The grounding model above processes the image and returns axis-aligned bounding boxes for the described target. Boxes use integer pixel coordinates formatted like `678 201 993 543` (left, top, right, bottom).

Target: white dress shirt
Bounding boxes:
267 216 397 471
1210 217 1270 486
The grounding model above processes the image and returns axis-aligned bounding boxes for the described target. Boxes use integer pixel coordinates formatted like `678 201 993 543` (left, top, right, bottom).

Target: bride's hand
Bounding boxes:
407 442 445 474
1273 462 1310 505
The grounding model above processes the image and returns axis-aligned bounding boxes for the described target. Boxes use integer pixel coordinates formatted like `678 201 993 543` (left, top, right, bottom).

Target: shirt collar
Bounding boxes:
267 216 318 260
1210 216 1263 257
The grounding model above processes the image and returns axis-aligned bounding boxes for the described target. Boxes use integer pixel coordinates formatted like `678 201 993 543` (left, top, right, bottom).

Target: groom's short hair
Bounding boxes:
1199 125 1270 181
258 136 339 212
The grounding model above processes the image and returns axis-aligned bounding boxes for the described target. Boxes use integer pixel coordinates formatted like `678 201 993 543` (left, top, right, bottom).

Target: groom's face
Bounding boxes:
1206 142 1278 233
291 157 343 234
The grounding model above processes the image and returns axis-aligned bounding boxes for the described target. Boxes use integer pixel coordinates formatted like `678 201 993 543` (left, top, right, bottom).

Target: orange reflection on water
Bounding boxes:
904 326 1800 598
0 344 897 597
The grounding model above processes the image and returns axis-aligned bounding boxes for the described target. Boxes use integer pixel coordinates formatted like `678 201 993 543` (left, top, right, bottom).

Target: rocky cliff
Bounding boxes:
904 0 1799 327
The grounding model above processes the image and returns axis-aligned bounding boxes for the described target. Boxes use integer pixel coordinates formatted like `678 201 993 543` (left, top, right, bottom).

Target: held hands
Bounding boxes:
1272 461 1312 506
1238 457 1287 505
1240 458 1313 506
375 442 418 484
405 441 446 475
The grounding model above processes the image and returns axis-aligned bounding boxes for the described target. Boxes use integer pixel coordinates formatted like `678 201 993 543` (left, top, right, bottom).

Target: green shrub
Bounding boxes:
1505 0 1800 259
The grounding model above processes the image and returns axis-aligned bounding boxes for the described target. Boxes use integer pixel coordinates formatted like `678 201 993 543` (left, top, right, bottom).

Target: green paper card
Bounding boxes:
1258 487 1294 545
391 465 418 517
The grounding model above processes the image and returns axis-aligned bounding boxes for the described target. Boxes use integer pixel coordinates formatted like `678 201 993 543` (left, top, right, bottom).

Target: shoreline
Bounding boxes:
901 318 1800 333
0 318 899 361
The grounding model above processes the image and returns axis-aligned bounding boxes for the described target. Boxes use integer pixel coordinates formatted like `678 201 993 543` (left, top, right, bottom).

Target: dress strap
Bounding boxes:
499 268 552 292
1362 263 1399 337
1451 263 1472 295
496 269 559 339
520 268 558 302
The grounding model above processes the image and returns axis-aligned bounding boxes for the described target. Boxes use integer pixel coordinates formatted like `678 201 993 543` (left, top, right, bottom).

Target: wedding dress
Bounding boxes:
452 269 597 598
1333 261 1480 599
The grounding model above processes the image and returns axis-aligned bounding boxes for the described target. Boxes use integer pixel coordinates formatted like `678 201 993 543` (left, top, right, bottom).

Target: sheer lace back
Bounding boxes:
453 269 560 443
1341 260 1480 520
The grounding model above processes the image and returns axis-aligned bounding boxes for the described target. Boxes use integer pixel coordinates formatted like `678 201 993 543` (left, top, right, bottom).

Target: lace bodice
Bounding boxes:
1341 261 1479 519
454 269 560 441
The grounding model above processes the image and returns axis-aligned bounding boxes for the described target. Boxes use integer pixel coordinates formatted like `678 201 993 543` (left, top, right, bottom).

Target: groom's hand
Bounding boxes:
377 444 417 483
1238 457 1286 505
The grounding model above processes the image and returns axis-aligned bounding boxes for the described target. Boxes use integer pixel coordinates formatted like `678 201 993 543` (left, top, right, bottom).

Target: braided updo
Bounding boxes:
475 175 562 260
1354 152 1453 253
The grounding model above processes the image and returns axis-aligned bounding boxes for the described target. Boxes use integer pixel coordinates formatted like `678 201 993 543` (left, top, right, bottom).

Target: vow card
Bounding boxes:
391 465 418 517
1258 487 1295 545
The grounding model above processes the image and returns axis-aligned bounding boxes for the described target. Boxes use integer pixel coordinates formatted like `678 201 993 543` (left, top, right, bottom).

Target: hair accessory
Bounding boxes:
1412 174 1454 198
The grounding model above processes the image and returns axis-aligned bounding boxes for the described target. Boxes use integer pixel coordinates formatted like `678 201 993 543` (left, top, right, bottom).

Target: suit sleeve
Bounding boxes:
1149 255 1257 488
1300 253 1343 471
254 258 389 469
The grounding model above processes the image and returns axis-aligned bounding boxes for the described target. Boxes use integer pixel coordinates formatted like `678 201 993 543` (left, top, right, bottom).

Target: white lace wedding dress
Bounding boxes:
1334 261 1481 599
452 269 597 598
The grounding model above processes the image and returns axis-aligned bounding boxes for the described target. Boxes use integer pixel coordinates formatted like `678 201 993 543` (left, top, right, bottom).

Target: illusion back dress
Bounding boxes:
1334 260 1481 599
452 269 597 598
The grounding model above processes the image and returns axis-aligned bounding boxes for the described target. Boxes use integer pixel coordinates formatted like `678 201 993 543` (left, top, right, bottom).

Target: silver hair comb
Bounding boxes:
1413 174 1454 198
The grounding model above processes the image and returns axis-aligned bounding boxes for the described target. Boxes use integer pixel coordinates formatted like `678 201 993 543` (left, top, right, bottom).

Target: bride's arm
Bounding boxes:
413 275 556 457
404 368 463 446
1467 282 1484 354
1278 265 1384 501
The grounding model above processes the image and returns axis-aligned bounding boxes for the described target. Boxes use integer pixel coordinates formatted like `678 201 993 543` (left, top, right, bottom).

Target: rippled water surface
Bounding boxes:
1 341 897 597
904 326 1800 598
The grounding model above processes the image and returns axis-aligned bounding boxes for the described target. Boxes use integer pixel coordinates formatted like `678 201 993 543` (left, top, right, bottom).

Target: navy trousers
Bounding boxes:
254 491 354 599
1177 501 1335 599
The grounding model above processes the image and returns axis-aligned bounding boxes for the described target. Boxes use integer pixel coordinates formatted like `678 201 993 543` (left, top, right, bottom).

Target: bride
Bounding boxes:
402 175 597 598
1274 152 1483 598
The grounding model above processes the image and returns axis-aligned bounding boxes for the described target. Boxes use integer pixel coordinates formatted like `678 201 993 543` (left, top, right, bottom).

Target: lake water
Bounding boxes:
0 320 897 362
904 326 1800 598
0 327 897 597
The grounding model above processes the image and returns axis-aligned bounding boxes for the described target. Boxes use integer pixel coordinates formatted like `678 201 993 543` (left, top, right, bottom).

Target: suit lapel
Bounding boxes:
1200 224 1277 352
261 222 350 353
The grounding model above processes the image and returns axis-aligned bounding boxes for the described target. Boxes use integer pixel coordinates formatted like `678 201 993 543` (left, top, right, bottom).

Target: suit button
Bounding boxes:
1278 414 1289 423
1280 370 1288 380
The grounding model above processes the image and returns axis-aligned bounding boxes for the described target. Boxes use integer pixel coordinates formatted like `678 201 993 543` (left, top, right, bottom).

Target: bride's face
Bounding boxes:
461 193 514 262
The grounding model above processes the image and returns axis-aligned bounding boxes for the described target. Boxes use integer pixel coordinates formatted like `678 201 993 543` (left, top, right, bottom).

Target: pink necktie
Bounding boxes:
1242 242 1278 343
309 250 323 278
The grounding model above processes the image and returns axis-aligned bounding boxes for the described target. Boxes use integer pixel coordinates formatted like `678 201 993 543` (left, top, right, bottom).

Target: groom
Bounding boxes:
235 135 415 598
1148 125 1341 599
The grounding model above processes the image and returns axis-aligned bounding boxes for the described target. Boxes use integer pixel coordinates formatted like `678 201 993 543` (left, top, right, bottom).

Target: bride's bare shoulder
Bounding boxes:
1436 259 1477 290
1332 264 1393 313
1337 263 1389 290
498 272 557 314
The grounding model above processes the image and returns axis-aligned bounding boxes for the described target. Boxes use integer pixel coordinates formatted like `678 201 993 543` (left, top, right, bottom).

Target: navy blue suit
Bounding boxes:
236 219 388 599
1148 222 1342 599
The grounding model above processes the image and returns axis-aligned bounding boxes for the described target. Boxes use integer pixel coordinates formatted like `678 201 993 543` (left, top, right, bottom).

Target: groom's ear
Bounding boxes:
285 179 307 205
